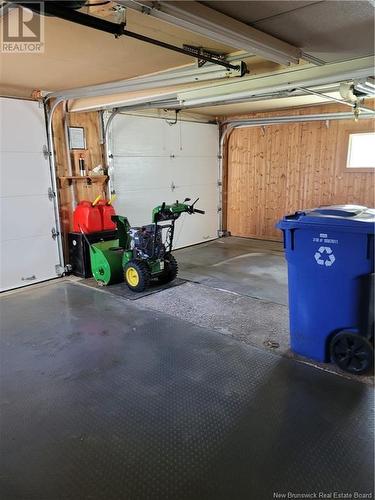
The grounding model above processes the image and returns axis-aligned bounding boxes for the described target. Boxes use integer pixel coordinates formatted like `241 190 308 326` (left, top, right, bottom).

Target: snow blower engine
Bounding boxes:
89 198 205 292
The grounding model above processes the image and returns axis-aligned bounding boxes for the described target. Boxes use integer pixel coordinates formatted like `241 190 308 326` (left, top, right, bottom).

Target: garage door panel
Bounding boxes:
111 115 219 249
171 157 218 187
0 196 55 243
0 99 46 153
171 185 218 248
112 157 173 190
113 157 218 194
0 97 59 291
114 188 173 228
173 212 218 249
173 184 217 211
0 235 58 291
1 152 50 197
168 121 219 157
111 116 167 156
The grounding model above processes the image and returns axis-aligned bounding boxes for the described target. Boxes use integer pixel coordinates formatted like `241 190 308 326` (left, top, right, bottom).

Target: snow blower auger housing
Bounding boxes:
89 198 205 292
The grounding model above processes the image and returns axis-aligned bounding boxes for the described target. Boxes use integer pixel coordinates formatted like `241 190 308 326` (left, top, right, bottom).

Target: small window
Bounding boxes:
346 132 375 169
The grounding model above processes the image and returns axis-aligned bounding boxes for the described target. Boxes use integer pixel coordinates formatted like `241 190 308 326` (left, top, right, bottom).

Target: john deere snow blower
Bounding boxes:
89 198 205 292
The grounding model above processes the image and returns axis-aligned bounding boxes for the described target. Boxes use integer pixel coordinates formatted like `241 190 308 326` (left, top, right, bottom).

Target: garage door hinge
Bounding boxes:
48 187 56 201
55 264 71 276
217 181 222 186
51 227 59 240
43 145 50 159
218 229 231 237
217 206 222 213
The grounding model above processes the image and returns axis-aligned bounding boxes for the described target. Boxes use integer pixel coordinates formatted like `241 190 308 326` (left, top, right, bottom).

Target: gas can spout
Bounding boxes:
92 195 101 207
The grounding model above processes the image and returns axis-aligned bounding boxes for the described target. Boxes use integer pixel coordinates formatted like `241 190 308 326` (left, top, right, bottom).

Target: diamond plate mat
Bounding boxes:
1 282 373 500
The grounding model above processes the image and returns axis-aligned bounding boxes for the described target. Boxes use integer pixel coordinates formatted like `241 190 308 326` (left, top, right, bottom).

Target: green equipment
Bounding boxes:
89 198 205 292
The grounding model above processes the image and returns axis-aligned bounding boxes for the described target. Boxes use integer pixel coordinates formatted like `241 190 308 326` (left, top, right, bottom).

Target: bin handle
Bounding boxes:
312 207 364 217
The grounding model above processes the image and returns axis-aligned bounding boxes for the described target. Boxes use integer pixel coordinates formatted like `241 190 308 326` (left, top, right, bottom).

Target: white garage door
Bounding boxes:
109 114 219 249
0 97 60 291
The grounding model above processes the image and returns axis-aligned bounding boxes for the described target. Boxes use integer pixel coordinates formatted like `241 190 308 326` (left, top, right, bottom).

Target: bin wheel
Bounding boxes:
330 331 373 375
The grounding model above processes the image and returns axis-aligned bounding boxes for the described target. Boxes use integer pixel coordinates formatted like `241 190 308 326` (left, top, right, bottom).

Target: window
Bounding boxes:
346 132 375 170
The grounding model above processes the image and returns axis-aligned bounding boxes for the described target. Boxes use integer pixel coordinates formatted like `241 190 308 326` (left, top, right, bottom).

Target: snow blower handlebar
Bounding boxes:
186 197 205 215
152 198 205 222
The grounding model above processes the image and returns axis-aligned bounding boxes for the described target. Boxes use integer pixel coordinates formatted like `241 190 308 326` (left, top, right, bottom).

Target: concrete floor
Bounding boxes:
1 281 374 500
175 236 288 305
4 236 371 383
1 236 374 499
137 237 372 383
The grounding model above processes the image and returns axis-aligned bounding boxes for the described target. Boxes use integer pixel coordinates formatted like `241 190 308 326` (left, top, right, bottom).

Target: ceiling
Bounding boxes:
202 0 375 63
0 1 374 116
0 5 237 98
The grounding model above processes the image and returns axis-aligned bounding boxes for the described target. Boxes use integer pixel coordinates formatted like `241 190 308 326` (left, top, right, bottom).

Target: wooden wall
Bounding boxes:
52 103 108 237
225 103 375 241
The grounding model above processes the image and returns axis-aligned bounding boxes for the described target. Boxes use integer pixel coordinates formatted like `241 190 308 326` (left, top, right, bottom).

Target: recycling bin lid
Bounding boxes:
279 205 375 230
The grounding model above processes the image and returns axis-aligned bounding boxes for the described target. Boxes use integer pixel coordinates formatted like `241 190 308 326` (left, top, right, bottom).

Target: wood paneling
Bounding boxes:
226 104 375 240
52 103 107 243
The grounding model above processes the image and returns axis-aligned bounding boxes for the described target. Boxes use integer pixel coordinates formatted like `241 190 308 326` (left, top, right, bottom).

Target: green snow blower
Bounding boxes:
89 198 205 292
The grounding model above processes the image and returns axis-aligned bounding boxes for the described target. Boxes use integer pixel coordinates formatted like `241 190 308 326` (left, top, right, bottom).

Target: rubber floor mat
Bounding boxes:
1 282 374 500
79 276 186 300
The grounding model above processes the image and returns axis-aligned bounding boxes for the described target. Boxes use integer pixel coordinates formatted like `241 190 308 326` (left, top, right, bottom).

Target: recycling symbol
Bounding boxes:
314 246 336 267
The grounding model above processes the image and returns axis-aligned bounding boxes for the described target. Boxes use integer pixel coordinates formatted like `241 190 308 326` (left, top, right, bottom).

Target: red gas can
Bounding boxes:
97 199 116 230
73 201 103 233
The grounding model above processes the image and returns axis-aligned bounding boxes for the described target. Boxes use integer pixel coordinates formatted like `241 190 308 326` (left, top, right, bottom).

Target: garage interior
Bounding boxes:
1 1 374 499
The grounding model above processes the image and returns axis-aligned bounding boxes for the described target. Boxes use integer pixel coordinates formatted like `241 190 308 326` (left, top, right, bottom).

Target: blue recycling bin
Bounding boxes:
277 205 374 372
